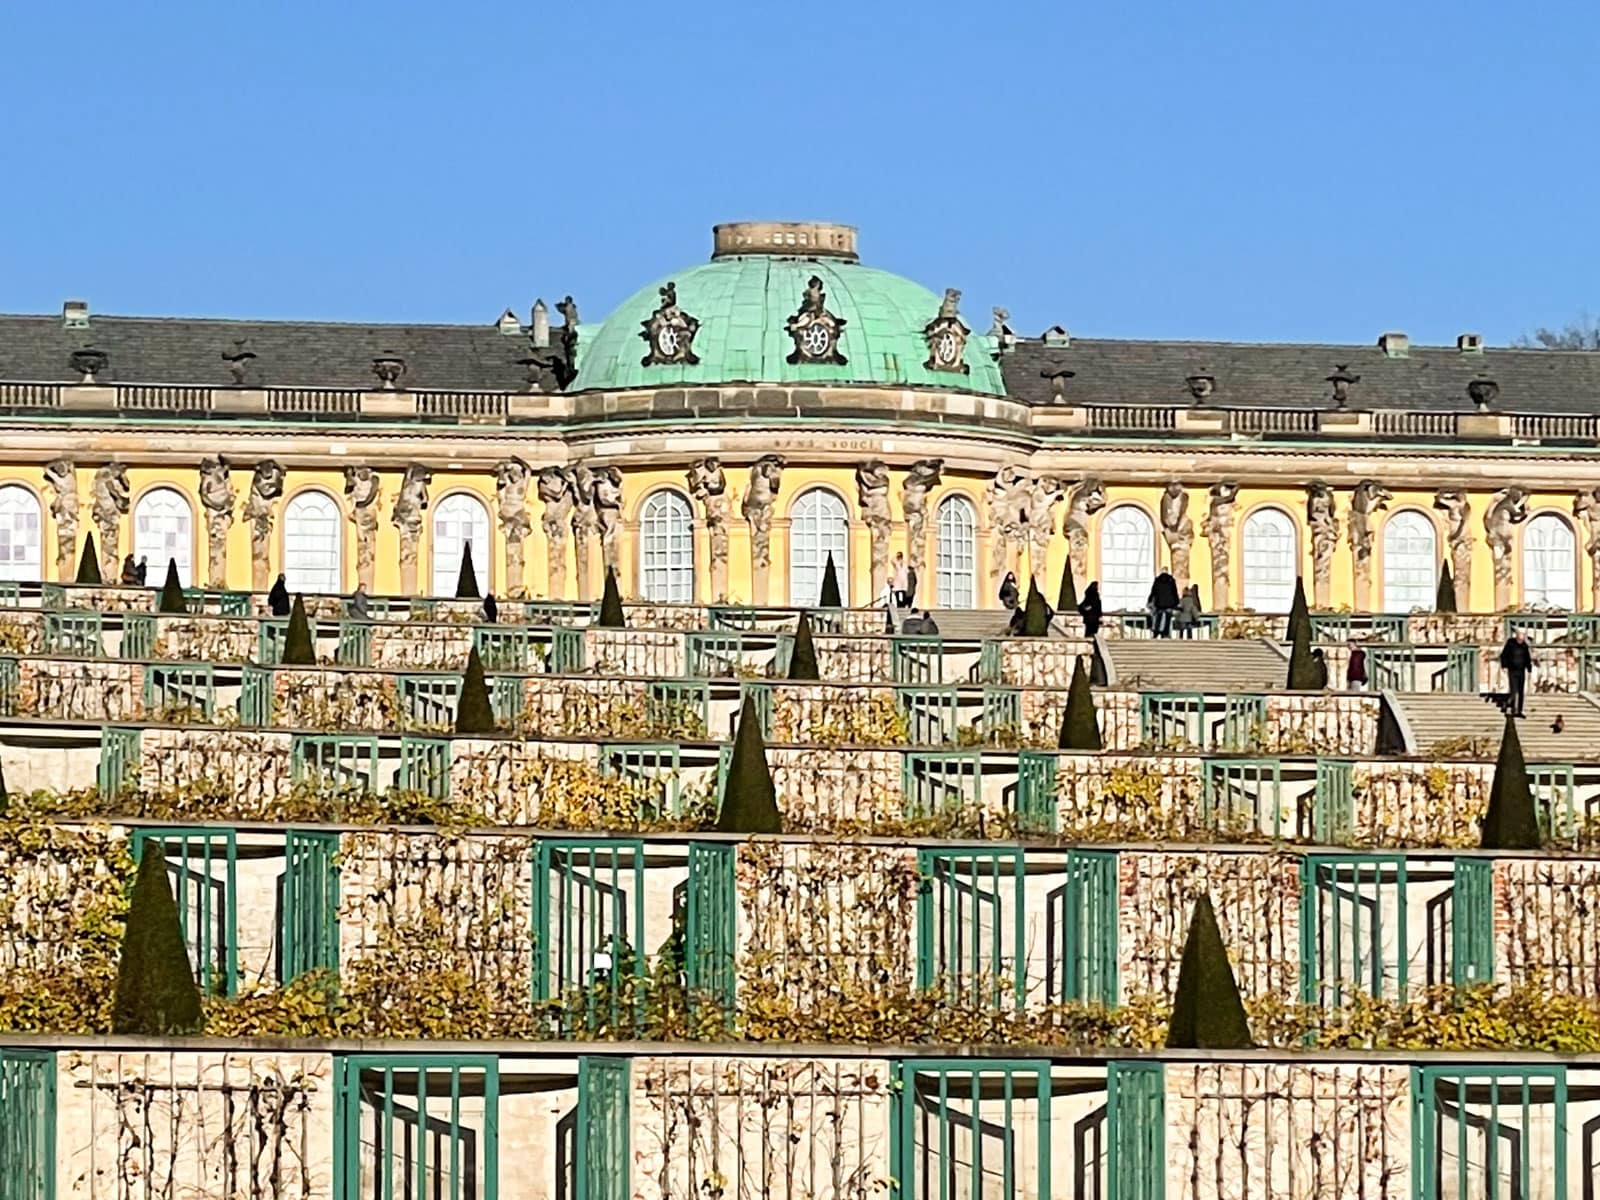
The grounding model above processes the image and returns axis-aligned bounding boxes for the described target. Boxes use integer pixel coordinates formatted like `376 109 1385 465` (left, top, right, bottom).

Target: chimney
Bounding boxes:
1378 331 1410 358
1042 325 1071 348
496 308 522 335
530 300 550 349
1457 332 1485 354
62 300 89 330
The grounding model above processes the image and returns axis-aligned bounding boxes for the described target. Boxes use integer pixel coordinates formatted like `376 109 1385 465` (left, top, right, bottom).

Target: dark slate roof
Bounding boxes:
1002 337 1600 415
0 313 568 392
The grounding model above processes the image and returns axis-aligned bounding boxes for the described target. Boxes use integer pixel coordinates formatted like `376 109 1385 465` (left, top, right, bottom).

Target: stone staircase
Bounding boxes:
895 608 1074 640
1099 637 1288 692
1391 691 1600 759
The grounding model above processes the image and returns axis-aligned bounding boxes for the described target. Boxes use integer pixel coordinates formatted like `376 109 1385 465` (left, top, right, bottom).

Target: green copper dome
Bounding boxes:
571 222 1004 396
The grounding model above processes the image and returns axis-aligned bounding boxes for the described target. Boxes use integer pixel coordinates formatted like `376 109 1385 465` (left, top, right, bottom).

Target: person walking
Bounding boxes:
1077 581 1104 638
347 584 371 619
891 553 911 608
1311 647 1330 689
999 572 1020 611
1500 629 1533 718
481 592 499 624
1174 584 1203 639
267 573 291 617
1346 640 1368 690
1147 569 1181 638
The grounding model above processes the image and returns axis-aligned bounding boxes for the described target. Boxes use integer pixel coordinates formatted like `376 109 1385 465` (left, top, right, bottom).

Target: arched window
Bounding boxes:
282 491 342 594
639 490 695 602
1241 507 1297 612
1381 511 1438 612
789 488 849 607
133 487 193 587
1523 513 1576 609
0 485 42 582
431 493 492 597
934 494 977 608
1098 505 1156 611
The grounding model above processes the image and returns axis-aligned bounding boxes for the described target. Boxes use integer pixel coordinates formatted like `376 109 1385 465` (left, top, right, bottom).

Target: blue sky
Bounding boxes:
2 0 1595 346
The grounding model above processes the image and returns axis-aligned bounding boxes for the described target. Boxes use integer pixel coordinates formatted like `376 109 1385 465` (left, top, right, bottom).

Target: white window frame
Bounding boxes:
431 492 492 597
282 491 343 594
788 488 850 607
1381 510 1438 612
0 484 42 583
1097 504 1156 611
934 494 977 608
1522 513 1576 609
133 487 194 587
638 489 695 602
1240 507 1298 613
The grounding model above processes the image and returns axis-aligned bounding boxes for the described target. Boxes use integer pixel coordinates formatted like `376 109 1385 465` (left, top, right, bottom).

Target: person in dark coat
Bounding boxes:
1500 630 1533 718
1311 647 1330 689
999 572 1020 611
481 593 499 623
135 556 148 585
1346 640 1368 690
120 554 140 585
267 573 291 617
347 584 371 620
1077 582 1104 638
1147 570 1181 638
1174 584 1203 638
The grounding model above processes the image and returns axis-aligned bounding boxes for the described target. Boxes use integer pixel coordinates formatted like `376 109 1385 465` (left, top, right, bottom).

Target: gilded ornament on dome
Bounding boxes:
784 275 848 365
639 281 701 366
922 288 971 374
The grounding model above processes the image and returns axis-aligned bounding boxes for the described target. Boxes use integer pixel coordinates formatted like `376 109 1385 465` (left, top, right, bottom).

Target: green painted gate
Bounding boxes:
1108 1061 1164 1200
281 830 340 983
1451 859 1495 988
685 842 737 1020
334 1055 499 1200
1412 1067 1565 1200
130 827 239 996
0 1050 55 1200
891 1059 1052 1200
532 839 646 1035
1048 849 1119 1008
917 848 1025 1009
1300 854 1410 1008
576 1057 630 1200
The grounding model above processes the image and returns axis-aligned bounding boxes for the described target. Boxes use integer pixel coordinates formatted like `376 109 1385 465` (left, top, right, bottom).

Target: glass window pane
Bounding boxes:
935 495 976 608
1241 508 1297 612
788 489 849 607
1381 511 1437 612
283 492 342 594
132 487 193 587
431 493 492 597
0 485 42 582
639 490 695 602
1522 513 1576 609
1098 505 1155 611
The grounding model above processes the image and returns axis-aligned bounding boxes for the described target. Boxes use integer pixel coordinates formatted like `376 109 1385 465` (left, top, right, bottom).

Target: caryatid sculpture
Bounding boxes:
42 459 78 580
1305 482 1338 608
1347 480 1393 611
1433 488 1473 609
537 467 576 598
196 457 236 588
391 465 432 595
569 464 600 600
742 455 785 605
687 458 730 601
1575 487 1600 613
243 460 286 590
495 457 533 597
900 458 944 577
986 465 1031 585
1159 482 1193 591
856 459 893 595
91 463 130 581
1058 477 1102 591
343 467 382 592
1203 481 1240 609
592 466 624 576
1485 486 1530 611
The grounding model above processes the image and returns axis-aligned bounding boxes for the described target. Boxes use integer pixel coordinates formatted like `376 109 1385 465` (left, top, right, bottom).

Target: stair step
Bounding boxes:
1392 692 1600 759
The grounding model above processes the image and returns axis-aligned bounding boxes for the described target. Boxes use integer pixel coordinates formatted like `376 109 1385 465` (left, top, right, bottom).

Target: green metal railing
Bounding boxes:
896 685 960 745
1312 613 1407 643
547 626 585 673
1108 1061 1165 1200
1437 644 1479 693
142 663 215 720
917 847 1025 1009
1313 758 1355 843
473 625 536 672
38 582 65 609
1412 1066 1565 1200
43 610 102 656
1201 757 1283 836
902 749 981 818
576 1057 630 1200
532 839 646 1035
1452 858 1495 987
1367 645 1417 691
1139 691 1205 748
646 679 708 735
1529 762 1577 842
1300 854 1408 1008
599 743 683 818
130 827 239 996
891 1060 1052 1200
334 1056 499 1200
685 842 737 1020
891 636 943 684
1050 849 1118 1008
281 830 340 983
293 734 380 791
735 681 773 737
335 620 373 666
686 631 754 677
97 726 143 796
257 618 293 665
397 736 451 799
240 664 273 726
0 657 18 717
121 612 156 660
399 673 462 729
1011 750 1059 835
0 1050 55 1200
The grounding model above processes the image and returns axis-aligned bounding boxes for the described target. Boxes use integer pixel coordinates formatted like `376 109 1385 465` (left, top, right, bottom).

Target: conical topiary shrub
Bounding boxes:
714 695 781 835
76 533 102 585
279 595 316 665
1481 715 1541 850
454 646 497 734
1056 555 1078 613
113 843 204 1035
597 567 626 628
787 612 821 681
1020 580 1050 636
1436 561 1457 613
1058 655 1102 750
157 559 186 614
818 553 843 609
1165 893 1252 1050
455 542 481 599
1286 577 1319 689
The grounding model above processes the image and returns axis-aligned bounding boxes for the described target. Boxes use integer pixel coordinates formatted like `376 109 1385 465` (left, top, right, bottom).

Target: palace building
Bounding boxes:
1 219 1595 614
